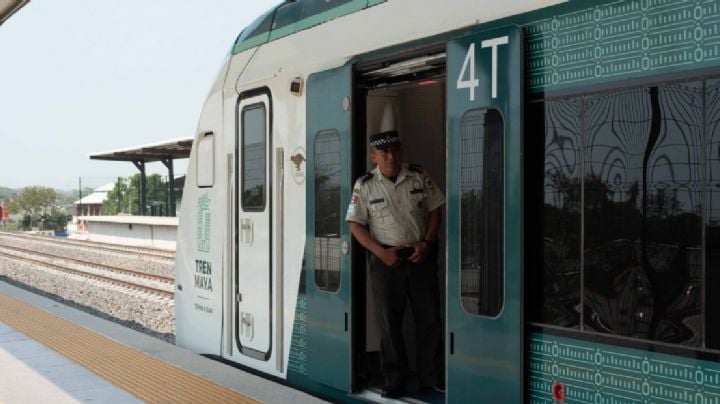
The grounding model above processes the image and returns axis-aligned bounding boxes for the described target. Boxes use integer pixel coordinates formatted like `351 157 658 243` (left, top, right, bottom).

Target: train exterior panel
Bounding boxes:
175 0 720 402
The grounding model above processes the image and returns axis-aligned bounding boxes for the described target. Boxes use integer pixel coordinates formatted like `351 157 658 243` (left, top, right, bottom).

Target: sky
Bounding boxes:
0 0 279 190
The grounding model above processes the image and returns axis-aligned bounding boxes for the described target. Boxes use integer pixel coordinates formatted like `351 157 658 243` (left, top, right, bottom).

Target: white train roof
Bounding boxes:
229 0 565 92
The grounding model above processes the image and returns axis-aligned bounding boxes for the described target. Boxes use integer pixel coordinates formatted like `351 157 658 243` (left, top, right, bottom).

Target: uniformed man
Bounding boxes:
346 130 444 398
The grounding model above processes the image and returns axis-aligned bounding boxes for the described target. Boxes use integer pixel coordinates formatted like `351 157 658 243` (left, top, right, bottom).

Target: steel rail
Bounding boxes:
0 232 175 261
0 250 174 299
0 242 174 283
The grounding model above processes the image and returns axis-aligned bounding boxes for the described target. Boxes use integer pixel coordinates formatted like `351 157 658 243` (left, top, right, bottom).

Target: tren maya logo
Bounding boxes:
197 194 210 253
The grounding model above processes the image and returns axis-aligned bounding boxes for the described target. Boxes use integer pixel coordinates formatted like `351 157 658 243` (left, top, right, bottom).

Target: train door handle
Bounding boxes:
240 218 253 245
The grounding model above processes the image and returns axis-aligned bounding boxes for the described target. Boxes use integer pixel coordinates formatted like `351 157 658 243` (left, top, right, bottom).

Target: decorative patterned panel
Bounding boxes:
529 332 720 403
287 295 307 375
526 0 720 92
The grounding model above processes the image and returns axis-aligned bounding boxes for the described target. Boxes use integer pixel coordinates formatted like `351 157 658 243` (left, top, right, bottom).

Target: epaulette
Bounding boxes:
359 172 374 183
408 163 423 173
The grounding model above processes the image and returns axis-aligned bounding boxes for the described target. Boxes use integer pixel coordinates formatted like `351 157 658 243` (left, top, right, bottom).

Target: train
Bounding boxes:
174 0 720 402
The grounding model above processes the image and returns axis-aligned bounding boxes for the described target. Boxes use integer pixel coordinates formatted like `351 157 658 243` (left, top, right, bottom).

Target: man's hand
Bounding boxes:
380 246 403 267
408 241 429 264
350 222 405 268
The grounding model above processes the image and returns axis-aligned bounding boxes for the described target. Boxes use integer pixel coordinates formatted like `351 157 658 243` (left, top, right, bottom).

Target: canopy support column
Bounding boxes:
132 160 147 216
161 158 176 217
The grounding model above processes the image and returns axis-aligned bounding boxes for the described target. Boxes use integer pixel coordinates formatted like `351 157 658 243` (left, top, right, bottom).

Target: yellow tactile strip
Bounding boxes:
0 294 258 403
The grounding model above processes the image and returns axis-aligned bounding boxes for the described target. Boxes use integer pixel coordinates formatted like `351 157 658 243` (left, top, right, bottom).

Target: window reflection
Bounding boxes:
273 0 354 30
314 130 342 292
460 108 504 316
235 8 274 44
534 79 712 348
706 79 720 349
583 83 703 345
242 104 266 211
541 98 582 328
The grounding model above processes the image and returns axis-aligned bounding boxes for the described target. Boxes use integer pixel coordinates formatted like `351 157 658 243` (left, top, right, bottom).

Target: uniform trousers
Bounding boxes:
369 252 443 388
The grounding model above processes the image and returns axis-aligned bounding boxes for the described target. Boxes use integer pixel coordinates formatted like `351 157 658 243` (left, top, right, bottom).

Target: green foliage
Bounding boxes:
102 177 130 215
0 221 22 231
102 174 168 216
20 214 31 230
128 174 142 214
41 210 72 231
6 187 59 227
146 174 168 215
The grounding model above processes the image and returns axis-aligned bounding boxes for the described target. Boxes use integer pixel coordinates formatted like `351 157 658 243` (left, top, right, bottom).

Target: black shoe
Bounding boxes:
381 385 406 398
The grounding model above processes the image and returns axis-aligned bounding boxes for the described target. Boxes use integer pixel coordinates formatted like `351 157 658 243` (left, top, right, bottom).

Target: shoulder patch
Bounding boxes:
360 172 373 183
408 163 423 173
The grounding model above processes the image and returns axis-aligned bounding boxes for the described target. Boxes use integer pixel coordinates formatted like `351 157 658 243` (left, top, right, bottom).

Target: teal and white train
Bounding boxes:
175 0 720 402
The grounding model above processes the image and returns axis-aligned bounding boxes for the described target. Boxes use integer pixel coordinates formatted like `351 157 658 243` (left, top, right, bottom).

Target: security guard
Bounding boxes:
346 130 444 398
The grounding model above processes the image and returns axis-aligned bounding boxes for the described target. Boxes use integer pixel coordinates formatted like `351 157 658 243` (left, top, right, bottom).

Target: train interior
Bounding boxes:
352 46 447 401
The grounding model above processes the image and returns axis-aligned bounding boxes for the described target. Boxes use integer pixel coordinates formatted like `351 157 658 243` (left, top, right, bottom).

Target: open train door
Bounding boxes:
305 64 353 392
446 26 523 402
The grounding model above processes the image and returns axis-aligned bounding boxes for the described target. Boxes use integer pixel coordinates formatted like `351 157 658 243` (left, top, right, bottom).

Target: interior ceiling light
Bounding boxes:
362 53 446 78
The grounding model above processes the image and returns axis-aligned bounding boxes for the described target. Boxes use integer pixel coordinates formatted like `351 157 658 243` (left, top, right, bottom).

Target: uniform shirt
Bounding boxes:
346 164 445 246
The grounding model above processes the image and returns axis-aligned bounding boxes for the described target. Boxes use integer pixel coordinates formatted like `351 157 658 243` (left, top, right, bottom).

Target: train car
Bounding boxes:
175 0 720 402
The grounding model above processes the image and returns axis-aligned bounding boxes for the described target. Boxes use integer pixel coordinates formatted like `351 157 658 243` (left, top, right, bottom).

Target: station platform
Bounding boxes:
72 215 177 250
0 280 326 404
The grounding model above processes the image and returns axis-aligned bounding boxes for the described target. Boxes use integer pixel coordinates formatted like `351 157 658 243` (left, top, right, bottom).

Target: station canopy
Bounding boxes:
0 0 29 26
89 137 193 216
89 137 193 162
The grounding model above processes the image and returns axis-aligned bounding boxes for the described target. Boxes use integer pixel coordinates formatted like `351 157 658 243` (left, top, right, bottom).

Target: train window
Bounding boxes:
272 1 301 30
232 7 276 53
584 83 703 345
313 130 342 292
301 0 354 17
537 98 582 329
273 0 354 31
241 103 267 211
706 78 720 349
530 79 715 348
237 8 274 43
459 108 504 317
196 133 214 188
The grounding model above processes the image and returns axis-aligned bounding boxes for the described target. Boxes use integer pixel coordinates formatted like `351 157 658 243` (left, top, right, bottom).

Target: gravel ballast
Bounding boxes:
0 235 173 278
0 238 175 344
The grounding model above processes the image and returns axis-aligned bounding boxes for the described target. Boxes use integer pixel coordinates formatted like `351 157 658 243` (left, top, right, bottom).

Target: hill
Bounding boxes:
0 186 17 202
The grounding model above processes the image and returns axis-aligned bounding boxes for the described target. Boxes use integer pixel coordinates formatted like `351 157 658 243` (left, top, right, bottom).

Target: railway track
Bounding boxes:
0 246 174 299
0 231 175 261
0 242 173 284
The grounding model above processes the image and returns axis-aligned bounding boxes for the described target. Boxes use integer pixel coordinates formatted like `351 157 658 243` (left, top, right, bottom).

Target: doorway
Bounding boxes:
352 46 447 402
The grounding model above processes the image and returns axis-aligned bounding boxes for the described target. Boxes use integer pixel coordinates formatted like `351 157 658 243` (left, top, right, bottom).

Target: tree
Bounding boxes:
6 187 59 228
102 177 130 215
102 174 168 216
145 174 168 215
42 210 72 231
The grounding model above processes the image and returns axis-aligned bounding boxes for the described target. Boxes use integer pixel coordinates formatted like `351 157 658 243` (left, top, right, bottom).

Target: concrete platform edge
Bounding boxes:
0 280 326 404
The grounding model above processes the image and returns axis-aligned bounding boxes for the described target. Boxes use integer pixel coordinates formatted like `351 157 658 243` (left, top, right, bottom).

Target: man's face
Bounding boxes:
370 145 403 177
